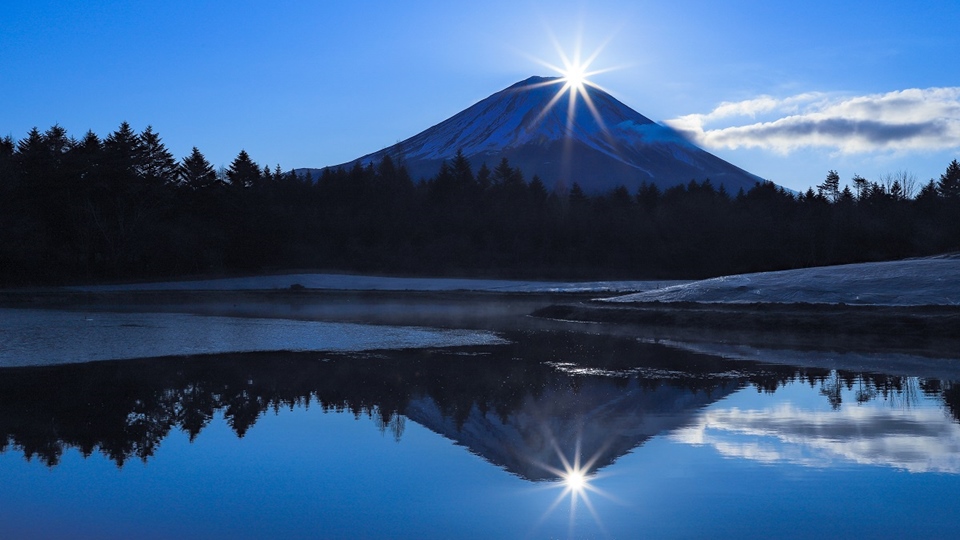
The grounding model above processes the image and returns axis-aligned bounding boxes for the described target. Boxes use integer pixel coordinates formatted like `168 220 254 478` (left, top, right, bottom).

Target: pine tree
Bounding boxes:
179 147 216 189
450 149 474 189
138 126 178 186
937 159 960 199
492 157 513 186
17 125 75 213
839 186 854 204
852 174 868 201
0 136 15 191
15 127 49 185
103 121 143 178
636 181 661 211
476 163 491 192
916 180 939 205
818 170 840 203
226 149 260 188
529 175 548 204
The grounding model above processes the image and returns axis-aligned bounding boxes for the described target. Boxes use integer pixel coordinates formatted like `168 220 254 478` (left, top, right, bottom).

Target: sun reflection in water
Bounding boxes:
531 437 615 538
562 467 588 493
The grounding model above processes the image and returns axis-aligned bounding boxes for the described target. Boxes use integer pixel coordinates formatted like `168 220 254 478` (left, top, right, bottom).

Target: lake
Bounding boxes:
1 294 959 539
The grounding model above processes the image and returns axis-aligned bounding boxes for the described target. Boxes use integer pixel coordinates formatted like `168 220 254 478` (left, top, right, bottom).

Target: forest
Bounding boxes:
2 332 954 468
2 123 959 284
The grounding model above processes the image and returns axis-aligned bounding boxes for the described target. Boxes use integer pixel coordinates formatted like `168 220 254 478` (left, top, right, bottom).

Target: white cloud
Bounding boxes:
666 88 960 154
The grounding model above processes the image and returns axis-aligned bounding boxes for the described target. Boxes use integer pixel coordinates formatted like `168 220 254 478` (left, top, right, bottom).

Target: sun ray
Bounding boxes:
524 28 622 140
516 25 626 192
530 81 574 129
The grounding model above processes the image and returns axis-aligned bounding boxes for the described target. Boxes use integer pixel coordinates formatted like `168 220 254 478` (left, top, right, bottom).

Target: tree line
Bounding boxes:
2 331 951 468
2 123 959 284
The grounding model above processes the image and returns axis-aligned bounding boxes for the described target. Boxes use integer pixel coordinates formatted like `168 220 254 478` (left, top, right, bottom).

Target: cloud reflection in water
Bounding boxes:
672 402 960 473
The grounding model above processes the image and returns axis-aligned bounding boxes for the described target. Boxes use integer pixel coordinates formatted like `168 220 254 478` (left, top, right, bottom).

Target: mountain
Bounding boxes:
312 76 765 194
403 376 738 481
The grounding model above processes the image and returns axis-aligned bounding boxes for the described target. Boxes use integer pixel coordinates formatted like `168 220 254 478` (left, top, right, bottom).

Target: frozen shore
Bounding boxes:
600 254 960 306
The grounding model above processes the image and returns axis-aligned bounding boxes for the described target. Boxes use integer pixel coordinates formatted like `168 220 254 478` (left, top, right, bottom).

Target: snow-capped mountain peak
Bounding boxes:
330 76 765 193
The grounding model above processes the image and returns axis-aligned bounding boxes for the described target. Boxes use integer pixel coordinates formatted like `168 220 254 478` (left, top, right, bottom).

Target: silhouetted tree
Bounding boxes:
852 174 868 200
138 126 177 186
178 147 217 189
938 159 960 199
226 150 260 189
818 170 840 202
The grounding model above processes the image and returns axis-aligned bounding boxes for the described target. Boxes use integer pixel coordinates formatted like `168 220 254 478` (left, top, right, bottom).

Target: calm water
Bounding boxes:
1 304 959 539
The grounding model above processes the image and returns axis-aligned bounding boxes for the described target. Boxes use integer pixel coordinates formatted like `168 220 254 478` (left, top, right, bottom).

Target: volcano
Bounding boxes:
320 76 765 194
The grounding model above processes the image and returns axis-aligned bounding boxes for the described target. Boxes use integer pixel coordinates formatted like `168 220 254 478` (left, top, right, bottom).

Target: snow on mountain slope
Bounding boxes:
377 76 660 162
322 76 765 193
601 254 960 306
403 375 737 481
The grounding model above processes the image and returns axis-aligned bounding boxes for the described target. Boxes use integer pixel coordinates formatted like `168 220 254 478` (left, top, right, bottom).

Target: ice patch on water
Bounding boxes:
0 309 507 367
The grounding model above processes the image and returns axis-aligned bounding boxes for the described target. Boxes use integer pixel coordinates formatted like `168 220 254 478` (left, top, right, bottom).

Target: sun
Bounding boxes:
540 31 609 93
524 31 619 135
561 467 589 493
561 62 588 92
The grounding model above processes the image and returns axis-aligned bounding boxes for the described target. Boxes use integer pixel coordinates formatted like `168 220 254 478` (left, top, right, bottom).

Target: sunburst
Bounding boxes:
525 31 620 135
529 434 616 538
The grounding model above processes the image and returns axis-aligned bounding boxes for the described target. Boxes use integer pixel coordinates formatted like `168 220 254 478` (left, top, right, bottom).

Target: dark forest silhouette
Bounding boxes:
2 124 959 284
2 332 954 468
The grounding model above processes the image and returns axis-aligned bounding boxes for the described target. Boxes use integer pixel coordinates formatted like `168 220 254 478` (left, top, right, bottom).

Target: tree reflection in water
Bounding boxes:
1 331 958 478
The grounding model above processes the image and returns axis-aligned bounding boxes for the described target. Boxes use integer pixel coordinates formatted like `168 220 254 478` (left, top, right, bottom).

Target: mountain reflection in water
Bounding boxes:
2 332 959 481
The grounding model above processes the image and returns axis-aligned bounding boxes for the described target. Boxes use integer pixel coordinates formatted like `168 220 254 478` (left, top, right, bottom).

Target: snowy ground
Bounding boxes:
601 254 960 306
71 274 682 294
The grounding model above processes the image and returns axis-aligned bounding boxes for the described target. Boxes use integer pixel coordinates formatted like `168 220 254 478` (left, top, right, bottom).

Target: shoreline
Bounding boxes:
5 288 959 360
532 300 960 355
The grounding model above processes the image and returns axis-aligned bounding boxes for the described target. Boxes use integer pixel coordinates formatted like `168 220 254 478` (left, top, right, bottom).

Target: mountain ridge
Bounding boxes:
305 76 766 193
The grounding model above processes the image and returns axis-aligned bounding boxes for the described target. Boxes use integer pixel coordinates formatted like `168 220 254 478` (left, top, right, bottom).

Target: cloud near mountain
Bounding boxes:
667 87 960 154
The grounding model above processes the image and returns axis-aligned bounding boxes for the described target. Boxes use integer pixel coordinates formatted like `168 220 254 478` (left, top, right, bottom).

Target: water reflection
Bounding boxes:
546 446 608 534
1 332 958 482
673 375 960 473
0 333 736 472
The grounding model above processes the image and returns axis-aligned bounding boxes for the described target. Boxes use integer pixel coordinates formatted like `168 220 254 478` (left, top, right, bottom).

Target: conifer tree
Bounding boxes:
636 181 661 211
938 159 960 199
818 170 840 203
226 149 260 188
450 149 474 188
179 147 216 189
0 136 15 191
103 122 143 178
851 174 868 201
492 157 513 186
529 175 548 204
476 163 491 192
138 126 178 186
15 128 49 185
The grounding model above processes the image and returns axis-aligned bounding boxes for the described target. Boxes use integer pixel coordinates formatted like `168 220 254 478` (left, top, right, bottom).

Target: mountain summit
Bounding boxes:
333 76 764 193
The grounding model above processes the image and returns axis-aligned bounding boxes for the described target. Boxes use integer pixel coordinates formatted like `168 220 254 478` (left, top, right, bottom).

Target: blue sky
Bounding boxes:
2 0 959 192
